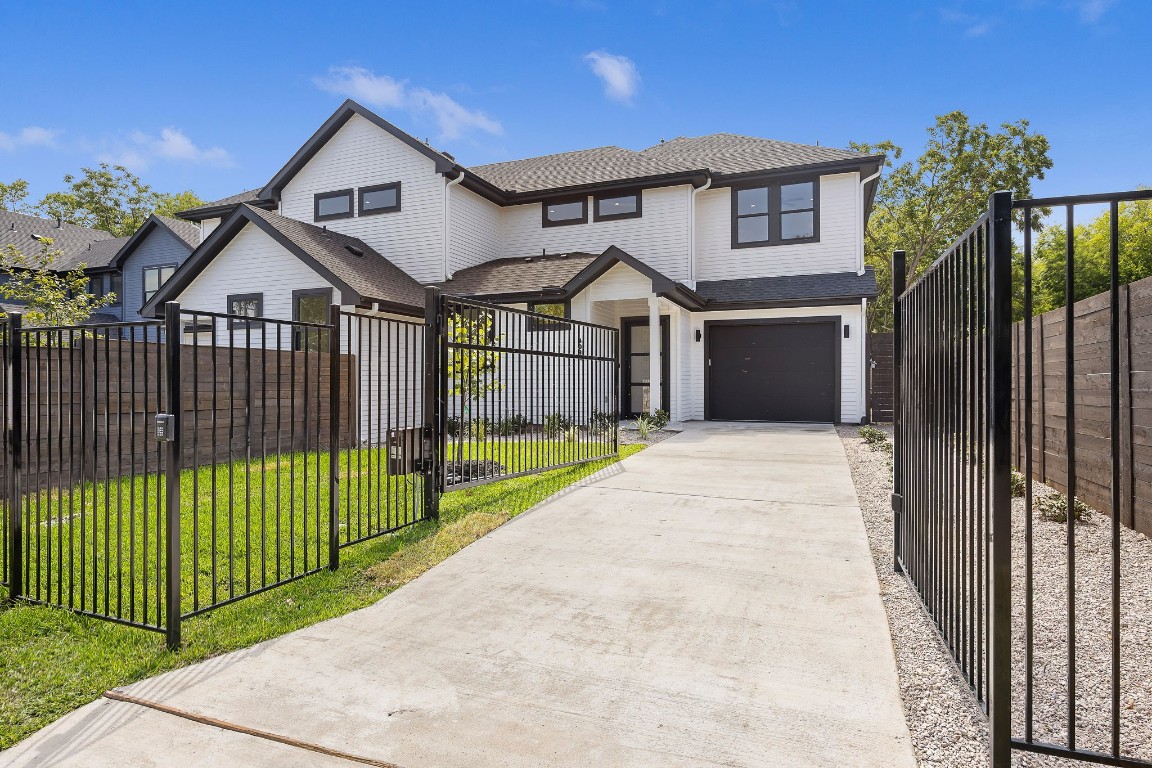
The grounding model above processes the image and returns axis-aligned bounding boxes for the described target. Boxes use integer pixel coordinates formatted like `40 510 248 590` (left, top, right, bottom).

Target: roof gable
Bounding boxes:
108 214 197 271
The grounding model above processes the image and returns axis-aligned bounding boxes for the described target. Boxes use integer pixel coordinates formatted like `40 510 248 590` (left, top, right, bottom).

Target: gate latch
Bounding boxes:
154 414 175 442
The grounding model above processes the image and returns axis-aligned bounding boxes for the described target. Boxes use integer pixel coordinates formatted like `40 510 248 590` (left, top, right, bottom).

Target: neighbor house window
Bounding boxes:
142 264 177 303
108 273 122 304
88 276 105 298
593 190 641 222
527 301 569 331
732 178 819 248
293 288 332 350
227 292 263 328
542 197 587 227
358 182 401 216
314 189 353 221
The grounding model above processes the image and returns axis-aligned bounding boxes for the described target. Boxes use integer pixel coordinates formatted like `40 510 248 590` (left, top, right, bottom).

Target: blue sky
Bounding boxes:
1 0 1147 206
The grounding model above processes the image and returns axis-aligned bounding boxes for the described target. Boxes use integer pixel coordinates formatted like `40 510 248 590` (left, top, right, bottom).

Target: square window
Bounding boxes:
359 182 401 215
314 189 353 221
227 293 263 329
780 182 814 212
737 215 770 244
143 264 178 304
737 187 769 215
732 179 819 247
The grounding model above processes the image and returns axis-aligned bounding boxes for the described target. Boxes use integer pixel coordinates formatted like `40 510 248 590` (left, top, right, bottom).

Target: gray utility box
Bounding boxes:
387 427 422 476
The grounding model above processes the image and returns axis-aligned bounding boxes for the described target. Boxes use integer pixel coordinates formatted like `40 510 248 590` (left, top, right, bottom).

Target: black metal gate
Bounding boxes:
895 188 1152 767
424 289 620 498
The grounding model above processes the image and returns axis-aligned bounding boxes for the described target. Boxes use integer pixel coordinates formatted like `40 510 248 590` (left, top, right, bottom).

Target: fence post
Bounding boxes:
328 304 341 570
163 302 183 650
422 286 441 521
891 251 905 574
987 190 1014 768
6 313 22 599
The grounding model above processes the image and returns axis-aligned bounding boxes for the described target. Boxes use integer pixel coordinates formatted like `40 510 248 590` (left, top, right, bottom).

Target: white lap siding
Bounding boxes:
694 172 861 280
684 304 866 424
449 185 502 275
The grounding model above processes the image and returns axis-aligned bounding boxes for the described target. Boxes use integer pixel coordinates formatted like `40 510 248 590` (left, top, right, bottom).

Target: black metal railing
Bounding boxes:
896 188 1152 767
428 289 619 493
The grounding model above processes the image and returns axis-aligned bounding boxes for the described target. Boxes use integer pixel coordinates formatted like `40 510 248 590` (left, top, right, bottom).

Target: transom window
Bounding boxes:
142 264 177 303
542 197 588 227
732 179 819 247
359 182 401 216
227 292 263 328
314 189 354 221
594 190 642 222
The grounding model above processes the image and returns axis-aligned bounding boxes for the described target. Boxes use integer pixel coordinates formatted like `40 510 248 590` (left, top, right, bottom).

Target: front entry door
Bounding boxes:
622 317 670 417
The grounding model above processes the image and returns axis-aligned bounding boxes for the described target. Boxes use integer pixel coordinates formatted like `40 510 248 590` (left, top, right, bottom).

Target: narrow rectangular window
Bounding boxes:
108 273 122 304
527 301 569 331
293 288 333 350
542 197 588 227
142 264 178 303
779 181 815 240
593 190 642 222
358 182 401 216
314 189 354 221
227 292 263 329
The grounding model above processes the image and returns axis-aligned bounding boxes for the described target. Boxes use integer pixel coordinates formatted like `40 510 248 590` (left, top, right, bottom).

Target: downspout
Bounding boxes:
858 169 881 276
687 175 712 288
442 170 465 281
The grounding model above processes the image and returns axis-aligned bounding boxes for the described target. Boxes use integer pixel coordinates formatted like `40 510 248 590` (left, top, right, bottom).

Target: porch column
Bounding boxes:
648 294 662 414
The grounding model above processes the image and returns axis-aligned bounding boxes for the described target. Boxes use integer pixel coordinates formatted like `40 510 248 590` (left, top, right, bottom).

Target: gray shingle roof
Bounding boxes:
243 205 426 310
155 215 200 248
695 268 878 305
469 148 688 193
67 236 131 270
0 210 115 271
436 253 600 296
639 133 866 177
177 188 272 220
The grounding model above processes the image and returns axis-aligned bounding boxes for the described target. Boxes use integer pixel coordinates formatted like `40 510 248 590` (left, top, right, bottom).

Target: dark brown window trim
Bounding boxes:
527 300 570 331
227 292 263 329
292 287 334 350
358 181 402 216
142 263 178 305
593 189 642 222
541 195 588 228
314 189 354 222
730 177 821 249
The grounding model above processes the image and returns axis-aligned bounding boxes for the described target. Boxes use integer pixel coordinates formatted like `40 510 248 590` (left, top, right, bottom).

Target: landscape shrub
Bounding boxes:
1037 492 1090 523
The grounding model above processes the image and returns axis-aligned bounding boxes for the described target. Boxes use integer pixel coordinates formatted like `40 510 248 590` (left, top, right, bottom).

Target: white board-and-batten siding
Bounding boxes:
279 114 446 284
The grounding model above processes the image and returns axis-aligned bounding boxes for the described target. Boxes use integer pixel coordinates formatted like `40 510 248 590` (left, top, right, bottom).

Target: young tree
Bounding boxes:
34 164 204 237
446 310 503 439
0 239 116 327
0 179 31 212
853 111 1053 330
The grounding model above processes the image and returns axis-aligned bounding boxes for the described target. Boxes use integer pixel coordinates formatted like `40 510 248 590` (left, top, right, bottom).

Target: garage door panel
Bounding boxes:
707 321 837 422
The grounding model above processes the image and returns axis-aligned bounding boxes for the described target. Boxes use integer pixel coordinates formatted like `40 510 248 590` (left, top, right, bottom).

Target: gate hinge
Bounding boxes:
891 493 903 514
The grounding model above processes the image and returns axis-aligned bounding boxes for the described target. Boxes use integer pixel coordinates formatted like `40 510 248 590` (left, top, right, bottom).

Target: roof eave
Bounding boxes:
176 198 276 221
710 154 887 186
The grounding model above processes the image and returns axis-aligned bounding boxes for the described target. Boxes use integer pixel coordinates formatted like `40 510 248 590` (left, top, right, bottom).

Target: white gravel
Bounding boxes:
839 425 1152 767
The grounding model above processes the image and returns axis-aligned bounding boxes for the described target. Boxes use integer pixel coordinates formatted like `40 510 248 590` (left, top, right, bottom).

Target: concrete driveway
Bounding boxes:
3 422 915 768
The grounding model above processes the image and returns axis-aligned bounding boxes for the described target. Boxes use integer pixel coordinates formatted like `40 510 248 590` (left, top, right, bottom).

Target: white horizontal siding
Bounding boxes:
681 303 866 423
501 185 691 279
582 263 652 302
695 172 860 280
279 114 445 283
449 185 501 274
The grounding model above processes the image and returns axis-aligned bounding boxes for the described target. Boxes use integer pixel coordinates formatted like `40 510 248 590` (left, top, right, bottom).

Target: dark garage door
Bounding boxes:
707 320 837 422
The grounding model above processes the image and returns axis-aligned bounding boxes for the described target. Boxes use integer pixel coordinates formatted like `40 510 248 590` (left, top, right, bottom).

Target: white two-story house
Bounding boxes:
144 100 882 424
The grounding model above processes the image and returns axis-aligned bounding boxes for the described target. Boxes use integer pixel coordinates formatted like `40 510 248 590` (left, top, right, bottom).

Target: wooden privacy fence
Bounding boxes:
869 332 894 422
5 336 356 497
1011 272 1152 535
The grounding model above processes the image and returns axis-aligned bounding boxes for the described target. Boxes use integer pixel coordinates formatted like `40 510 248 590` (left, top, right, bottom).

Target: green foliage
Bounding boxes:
0 179 31 212
0 240 116 328
853 111 1053 331
1037 492 1090 523
589 409 617 431
468 418 489 441
543 413 572 437
859 424 888 446
651 409 670 429
1011 470 1027 498
32 164 204 238
494 414 530 436
564 426 579 443
633 413 657 439
446 310 503 403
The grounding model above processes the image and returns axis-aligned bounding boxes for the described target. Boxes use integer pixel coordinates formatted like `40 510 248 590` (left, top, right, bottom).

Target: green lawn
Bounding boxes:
0 442 640 749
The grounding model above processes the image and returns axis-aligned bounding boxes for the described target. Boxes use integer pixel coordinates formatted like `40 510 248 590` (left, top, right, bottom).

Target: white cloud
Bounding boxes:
939 8 994 36
313 67 502 141
99 128 233 170
1075 0 1114 22
0 126 61 151
583 51 640 104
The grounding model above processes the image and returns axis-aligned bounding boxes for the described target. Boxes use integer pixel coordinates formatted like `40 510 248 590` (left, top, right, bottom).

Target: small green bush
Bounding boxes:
633 413 657 439
564 426 579 443
652 409 670 429
544 413 572 437
1037 493 1090 523
446 416 462 437
589 409 617 431
469 418 489 441
494 414 530 436
859 425 888 446
1011 470 1027 498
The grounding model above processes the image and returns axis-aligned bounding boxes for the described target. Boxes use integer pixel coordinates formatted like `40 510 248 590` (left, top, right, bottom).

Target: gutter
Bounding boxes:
858 168 882 275
687 175 712 286
442 171 465 280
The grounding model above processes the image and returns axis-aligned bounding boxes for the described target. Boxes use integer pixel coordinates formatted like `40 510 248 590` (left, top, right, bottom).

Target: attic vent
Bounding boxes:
345 244 364 257
558 253 568 259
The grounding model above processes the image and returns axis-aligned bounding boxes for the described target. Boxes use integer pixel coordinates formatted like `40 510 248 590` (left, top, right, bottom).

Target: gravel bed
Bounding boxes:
840 424 1152 766
619 427 679 446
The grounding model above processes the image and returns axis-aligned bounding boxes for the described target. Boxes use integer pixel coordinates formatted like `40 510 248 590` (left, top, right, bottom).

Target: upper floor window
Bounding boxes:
542 197 587 228
732 179 819 248
594 190 641 222
143 264 177 304
227 292 263 329
314 189 353 222
88 277 105 299
359 182 401 216
108 273 122 304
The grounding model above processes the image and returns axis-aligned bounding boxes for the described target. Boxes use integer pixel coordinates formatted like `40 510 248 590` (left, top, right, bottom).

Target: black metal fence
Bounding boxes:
2 293 619 647
426 290 619 494
895 188 1152 767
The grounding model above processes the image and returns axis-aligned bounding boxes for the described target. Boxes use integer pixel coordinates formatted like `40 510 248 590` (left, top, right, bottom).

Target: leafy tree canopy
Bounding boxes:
0 240 116 327
28 164 205 237
0 179 31 212
853 111 1053 331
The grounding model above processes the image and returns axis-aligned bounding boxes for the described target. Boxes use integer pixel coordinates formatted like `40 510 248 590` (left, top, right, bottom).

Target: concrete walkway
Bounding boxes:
4 422 915 768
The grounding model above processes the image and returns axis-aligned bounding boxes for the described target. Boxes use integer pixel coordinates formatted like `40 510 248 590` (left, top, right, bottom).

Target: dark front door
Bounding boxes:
622 317 670 417
706 319 837 422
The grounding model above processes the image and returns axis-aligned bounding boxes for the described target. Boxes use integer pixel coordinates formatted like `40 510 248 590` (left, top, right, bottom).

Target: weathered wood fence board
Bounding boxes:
869 332 894 422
